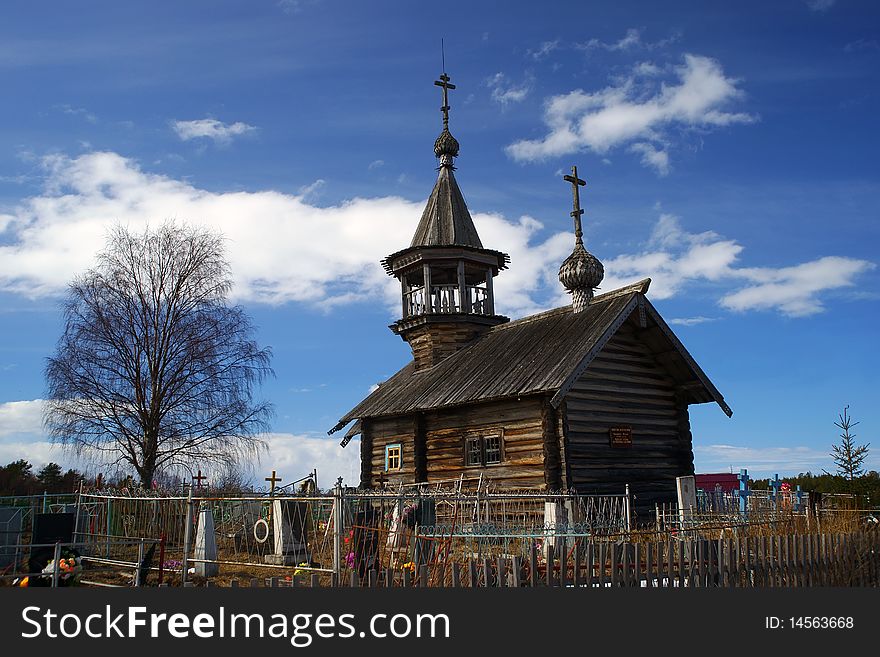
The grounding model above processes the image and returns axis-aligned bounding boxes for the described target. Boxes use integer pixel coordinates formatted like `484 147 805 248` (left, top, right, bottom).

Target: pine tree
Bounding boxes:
830 406 870 483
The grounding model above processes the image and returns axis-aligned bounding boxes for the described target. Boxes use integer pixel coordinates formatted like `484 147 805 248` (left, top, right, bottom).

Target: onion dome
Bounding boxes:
434 128 460 159
559 165 603 312
559 243 604 311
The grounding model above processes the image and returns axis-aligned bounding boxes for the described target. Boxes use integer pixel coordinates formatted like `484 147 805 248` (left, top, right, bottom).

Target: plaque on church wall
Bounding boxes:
609 426 632 448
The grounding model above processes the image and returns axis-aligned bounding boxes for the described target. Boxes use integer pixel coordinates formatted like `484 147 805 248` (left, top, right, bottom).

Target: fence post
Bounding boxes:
51 541 62 588
181 486 194 586
158 533 166 586
105 496 112 559
135 539 145 587
332 478 344 585
73 481 83 548
624 485 632 533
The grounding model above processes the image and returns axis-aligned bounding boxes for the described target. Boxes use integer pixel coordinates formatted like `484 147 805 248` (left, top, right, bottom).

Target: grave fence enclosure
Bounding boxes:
1 486 877 588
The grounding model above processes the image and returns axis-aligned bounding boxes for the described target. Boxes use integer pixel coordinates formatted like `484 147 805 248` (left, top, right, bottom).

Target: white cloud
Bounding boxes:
721 257 876 317
0 440 70 470
260 433 360 488
580 28 679 53
297 178 325 201
844 39 880 53
603 214 873 316
694 444 834 477
172 118 257 144
0 151 565 319
506 54 754 172
604 213 743 299
56 104 97 124
0 398 359 484
0 153 871 321
486 72 532 106
0 399 83 470
629 142 670 176
0 399 44 437
585 28 643 52
528 39 560 60
633 62 662 77
805 0 835 11
668 316 714 326
367 159 384 170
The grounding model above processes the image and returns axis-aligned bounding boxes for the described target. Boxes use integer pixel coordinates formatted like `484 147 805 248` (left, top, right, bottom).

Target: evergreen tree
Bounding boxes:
830 406 870 483
36 462 64 492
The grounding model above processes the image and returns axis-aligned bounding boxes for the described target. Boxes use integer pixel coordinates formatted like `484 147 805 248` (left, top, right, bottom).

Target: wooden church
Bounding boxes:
329 72 732 515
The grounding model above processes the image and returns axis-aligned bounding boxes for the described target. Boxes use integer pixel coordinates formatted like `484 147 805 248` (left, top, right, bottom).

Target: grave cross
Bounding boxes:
192 470 207 490
769 473 781 503
265 470 282 495
563 166 587 245
738 468 750 516
434 73 456 127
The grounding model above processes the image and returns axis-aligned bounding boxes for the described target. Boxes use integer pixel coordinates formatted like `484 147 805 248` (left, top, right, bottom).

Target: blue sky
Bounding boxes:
0 0 878 487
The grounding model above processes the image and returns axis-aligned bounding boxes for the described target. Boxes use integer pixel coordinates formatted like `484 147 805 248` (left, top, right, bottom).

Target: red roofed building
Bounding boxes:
696 472 739 493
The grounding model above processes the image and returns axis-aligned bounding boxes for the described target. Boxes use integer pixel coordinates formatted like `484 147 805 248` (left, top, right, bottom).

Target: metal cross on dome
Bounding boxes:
563 165 586 246
434 72 456 127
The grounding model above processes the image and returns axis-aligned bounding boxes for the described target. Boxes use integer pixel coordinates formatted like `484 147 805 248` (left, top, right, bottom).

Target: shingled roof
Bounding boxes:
330 279 731 441
409 166 482 248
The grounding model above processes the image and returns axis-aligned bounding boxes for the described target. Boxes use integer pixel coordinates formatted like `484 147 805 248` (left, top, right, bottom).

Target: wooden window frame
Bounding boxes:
465 435 483 467
385 443 402 471
463 429 504 467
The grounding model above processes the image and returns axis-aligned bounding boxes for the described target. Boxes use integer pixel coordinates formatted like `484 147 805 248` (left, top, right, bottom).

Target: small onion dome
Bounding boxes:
558 243 604 311
434 128 460 159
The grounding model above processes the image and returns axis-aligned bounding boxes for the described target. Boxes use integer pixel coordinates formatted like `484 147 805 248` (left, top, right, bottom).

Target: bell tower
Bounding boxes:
382 71 509 370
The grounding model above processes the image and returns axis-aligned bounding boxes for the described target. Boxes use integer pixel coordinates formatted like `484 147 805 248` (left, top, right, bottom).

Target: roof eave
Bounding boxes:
641 297 733 417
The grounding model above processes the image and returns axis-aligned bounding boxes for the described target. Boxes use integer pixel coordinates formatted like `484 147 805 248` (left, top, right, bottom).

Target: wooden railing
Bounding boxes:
404 285 492 317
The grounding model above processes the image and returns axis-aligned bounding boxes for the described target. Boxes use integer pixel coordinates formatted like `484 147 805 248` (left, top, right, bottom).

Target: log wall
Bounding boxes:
562 323 695 516
365 415 418 488
365 397 549 489
424 397 546 489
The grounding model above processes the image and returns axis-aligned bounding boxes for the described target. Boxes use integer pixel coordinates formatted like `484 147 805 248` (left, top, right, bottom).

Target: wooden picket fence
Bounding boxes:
194 528 879 588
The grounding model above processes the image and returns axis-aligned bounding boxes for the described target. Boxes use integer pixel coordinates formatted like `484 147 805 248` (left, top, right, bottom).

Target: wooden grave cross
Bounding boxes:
265 470 282 495
192 470 207 490
563 165 586 245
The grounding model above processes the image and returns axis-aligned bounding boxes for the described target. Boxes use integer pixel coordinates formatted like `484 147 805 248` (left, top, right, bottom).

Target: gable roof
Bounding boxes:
329 278 731 442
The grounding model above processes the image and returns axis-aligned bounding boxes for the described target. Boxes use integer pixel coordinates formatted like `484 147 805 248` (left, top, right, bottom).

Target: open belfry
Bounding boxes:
330 71 732 516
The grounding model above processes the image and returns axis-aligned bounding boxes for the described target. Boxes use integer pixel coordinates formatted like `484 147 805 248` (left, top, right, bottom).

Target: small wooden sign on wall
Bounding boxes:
609 426 632 448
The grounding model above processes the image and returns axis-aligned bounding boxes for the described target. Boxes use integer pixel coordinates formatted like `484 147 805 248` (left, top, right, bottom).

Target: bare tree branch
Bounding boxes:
44 221 274 487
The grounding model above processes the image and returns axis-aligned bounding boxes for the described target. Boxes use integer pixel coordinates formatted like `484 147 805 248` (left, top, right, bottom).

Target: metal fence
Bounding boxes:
1 485 629 586
654 489 815 530
2 485 876 588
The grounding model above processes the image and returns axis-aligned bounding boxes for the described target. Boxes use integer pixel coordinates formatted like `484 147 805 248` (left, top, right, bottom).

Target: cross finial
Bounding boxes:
563 166 586 245
434 72 456 128
265 469 282 494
